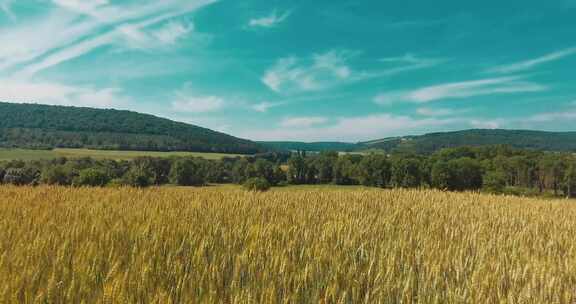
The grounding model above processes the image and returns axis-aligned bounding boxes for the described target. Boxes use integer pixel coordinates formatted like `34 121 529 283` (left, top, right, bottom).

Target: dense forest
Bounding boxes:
0 102 264 154
1 145 575 198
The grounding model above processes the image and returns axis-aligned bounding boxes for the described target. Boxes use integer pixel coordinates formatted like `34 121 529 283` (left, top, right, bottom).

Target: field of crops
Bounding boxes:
0 186 575 303
0 148 243 161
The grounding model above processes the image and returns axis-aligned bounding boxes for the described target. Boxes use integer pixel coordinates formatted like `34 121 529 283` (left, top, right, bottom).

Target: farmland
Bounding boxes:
0 148 243 161
1 186 575 303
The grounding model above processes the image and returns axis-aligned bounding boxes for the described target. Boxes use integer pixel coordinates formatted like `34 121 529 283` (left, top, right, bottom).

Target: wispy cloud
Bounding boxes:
525 110 576 123
486 47 576 74
375 76 546 105
152 21 192 45
262 50 354 94
263 50 441 95
252 101 283 113
0 78 129 108
249 10 291 28
0 0 15 21
2 0 215 78
416 107 456 116
172 95 225 113
280 116 328 128
379 53 442 65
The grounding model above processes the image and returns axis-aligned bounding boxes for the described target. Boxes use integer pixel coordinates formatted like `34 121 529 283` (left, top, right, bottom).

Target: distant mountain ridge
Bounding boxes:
258 141 359 152
0 102 264 154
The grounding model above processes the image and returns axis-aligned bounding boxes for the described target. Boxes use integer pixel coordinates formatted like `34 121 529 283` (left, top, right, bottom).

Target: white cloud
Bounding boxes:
240 113 457 142
470 119 501 129
152 21 192 45
0 78 128 108
416 107 456 116
280 117 328 128
486 47 576 74
252 101 281 113
249 10 291 28
375 76 546 105
52 0 109 15
380 53 441 65
1 0 215 77
525 110 576 123
263 50 443 95
262 50 357 94
172 95 225 113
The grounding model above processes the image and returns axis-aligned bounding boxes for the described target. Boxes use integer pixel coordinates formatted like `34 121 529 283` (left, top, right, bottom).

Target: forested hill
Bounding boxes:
363 129 576 154
0 102 264 154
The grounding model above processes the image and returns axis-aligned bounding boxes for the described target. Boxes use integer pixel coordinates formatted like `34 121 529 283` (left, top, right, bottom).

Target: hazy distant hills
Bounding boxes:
0 102 264 154
258 141 359 152
262 129 576 154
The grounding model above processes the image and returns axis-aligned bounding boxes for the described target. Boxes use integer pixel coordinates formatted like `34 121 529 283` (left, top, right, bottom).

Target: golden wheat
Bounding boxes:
0 186 575 303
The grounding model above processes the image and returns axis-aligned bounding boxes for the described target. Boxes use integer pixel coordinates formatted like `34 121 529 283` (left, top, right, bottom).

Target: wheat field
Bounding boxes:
0 186 575 303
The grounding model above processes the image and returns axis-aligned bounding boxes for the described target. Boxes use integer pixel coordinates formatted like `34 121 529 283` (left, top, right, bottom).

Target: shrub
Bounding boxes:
41 165 73 186
73 169 110 187
122 166 154 188
243 177 271 192
3 167 39 186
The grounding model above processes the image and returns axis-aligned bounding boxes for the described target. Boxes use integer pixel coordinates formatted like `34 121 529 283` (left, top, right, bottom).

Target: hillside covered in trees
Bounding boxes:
362 129 576 154
0 102 264 154
260 130 576 154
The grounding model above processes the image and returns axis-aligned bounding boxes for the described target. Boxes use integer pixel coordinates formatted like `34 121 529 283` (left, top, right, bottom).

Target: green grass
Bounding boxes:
0 148 244 161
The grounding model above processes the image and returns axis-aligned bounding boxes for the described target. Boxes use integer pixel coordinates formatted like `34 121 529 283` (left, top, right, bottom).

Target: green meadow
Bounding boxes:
0 148 243 161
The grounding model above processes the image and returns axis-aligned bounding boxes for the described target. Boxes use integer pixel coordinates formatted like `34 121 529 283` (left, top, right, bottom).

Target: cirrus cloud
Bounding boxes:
375 76 546 105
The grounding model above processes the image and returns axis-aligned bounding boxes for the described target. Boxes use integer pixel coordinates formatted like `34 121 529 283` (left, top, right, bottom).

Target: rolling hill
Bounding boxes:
0 102 265 154
261 129 576 154
361 129 576 154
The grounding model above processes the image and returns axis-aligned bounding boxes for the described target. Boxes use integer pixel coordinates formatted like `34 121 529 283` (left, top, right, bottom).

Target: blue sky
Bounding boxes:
1 0 575 142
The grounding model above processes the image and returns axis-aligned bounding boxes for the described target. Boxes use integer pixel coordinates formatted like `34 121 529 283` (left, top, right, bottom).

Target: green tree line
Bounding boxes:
1 145 576 197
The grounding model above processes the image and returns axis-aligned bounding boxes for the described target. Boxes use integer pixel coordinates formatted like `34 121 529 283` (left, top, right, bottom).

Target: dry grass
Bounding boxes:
0 186 575 303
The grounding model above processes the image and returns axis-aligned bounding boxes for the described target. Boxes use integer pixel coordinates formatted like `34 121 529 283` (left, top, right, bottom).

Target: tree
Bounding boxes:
356 154 391 188
431 161 452 190
287 155 307 185
391 157 423 188
333 156 357 185
132 157 171 185
537 155 566 195
431 158 483 191
251 159 276 184
314 152 338 184
169 159 204 186
563 163 576 198
73 169 110 187
483 170 507 194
